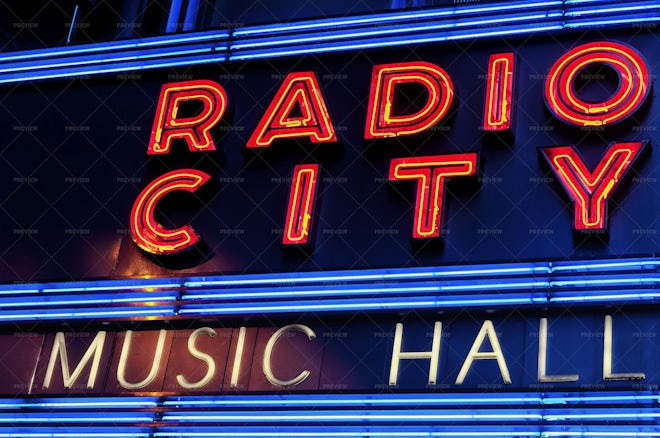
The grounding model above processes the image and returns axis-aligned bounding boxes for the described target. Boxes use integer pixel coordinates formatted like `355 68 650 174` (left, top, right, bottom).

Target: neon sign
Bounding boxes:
364 61 454 139
130 169 211 254
483 53 515 132
5 311 654 396
148 80 228 154
544 41 650 127
388 154 478 239
247 72 337 148
539 142 647 232
282 164 320 246
130 40 653 256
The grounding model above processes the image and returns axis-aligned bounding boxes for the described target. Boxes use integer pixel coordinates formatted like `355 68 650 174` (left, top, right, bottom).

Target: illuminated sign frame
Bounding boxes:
0 4 658 436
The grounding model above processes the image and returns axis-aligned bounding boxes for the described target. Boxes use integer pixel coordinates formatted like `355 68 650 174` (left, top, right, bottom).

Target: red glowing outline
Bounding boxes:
388 154 478 239
282 164 320 245
148 80 228 155
130 169 211 254
365 62 454 139
246 72 337 148
545 42 650 127
539 142 646 231
483 53 515 132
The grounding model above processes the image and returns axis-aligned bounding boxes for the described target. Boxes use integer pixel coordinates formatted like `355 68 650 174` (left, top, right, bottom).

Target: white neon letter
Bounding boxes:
229 327 247 388
455 320 511 385
176 327 217 389
117 330 167 390
603 315 645 380
389 322 442 386
263 324 316 387
537 318 578 382
43 331 107 389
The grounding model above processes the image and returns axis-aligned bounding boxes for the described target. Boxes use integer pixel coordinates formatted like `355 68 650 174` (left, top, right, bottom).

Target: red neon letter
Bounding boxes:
130 169 211 254
539 142 647 231
283 164 320 246
247 72 336 148
483 53 515 132
545 42 650 127
365 62 454 139
148 80 227 154
389 154 478 239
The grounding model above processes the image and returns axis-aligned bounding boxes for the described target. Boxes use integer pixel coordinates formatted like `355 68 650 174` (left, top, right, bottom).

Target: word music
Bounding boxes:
130 41 652 255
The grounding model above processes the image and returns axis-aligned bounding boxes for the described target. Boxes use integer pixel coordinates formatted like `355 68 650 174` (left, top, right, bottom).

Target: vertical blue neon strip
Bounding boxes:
167 0 184 33
184 0 201 31
66 5 79 44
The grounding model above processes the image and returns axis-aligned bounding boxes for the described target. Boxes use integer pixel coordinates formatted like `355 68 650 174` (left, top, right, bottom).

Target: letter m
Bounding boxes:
43 332 107 389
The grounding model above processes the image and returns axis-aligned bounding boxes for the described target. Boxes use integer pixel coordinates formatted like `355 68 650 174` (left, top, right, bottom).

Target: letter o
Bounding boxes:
545 41 650 127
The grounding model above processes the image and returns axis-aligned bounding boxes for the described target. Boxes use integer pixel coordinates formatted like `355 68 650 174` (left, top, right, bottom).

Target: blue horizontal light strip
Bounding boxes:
0 307 174 321
9 431 659 438
2 391 656 411
0 256 660 321
1 429 660 437
182 279 548 301
0 0 653 83
160 392 660 408
41 283 178 293
0 399 158 409
545 412 660 421
175 296 547 316
566 15 660 28
162 395 542 407
150 430 660 437
0 392 657 418
229 12 564 50
550 260 660 272
0 294 176 308
227 0 656 60
3 260 551 292
152 434 536 438
543 434 660 437
232 0 564 36
551 292 660 303
0 31 229 62
9 430 660 438
6 388 660 438
0 30 229 84
183 263 551 287
0 54 228 85
0 47 215 74
161 410 544 422
0 391 660 415
228 24 566 61
0 435 150 438
566 3 660 16
0 392 656 435
0 416 153 423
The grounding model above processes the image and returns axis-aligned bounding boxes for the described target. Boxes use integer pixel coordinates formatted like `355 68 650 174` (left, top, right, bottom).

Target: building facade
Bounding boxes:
0 0 658 436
